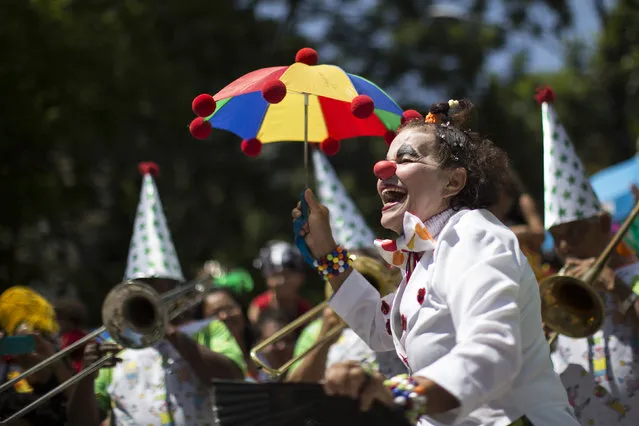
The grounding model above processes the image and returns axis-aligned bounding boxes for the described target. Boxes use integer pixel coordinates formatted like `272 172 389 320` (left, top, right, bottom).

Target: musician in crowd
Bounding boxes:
537 91 639 425
197 285 261 380
0 286 74 426
66 162 246 426
54 297 90 373
287 150 406 382
252 308 298 382
248 240 312 326
293 100 579 425
490 168 553 281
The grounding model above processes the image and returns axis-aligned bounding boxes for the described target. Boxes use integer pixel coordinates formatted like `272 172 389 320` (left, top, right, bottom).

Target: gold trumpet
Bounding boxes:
540 200 639 338
250 253 401 379
0 278 207 425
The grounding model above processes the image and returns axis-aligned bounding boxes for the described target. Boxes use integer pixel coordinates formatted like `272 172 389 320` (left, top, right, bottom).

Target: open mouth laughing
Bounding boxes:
380 185 407 210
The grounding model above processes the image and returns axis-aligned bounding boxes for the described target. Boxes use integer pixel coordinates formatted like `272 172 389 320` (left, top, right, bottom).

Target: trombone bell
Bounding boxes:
539 273 606 338
102 280 167 349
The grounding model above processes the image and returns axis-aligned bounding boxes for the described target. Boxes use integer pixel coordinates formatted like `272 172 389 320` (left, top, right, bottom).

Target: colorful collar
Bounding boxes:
374 209 454 269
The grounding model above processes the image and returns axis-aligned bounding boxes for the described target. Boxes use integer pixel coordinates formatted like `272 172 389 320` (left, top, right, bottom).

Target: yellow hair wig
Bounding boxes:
0 286 59 335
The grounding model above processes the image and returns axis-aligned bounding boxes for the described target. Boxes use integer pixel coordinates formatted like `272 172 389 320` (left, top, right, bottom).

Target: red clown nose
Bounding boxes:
373 160 397 180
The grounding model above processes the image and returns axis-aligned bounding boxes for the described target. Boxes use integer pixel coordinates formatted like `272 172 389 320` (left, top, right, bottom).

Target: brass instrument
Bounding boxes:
250 253 401 379
540 200 639 338
0 278 206 425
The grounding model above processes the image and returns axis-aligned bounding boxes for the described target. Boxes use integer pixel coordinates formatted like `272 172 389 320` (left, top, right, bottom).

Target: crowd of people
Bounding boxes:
1 92 638 426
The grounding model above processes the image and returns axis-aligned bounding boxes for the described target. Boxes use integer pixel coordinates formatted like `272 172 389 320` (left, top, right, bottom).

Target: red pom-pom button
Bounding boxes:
401 109 423 124
262 80 287 104
295 47 319 65
138 162 160 177
380 239 397 252
241 138 262 157
320 137 340 156
189 117 212 140
535 86 555 104
374 160 397 180
384 130 396 146
192 94 216 117
351 95 375 119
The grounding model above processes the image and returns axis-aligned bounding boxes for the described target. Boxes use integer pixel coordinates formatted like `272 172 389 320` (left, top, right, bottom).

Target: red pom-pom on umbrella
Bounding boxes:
139 161 160 177
401 109 423 124
535 86 556 104
295 47 319 65
241 138 262 157
262 80 287 104
189 117 212 140
351 95 375 119
320 137 340 156
192 94 216 117
384 130 396 146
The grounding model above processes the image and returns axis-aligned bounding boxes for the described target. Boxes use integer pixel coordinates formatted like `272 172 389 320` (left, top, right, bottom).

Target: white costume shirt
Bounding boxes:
330 209 579 426
551 279 639 425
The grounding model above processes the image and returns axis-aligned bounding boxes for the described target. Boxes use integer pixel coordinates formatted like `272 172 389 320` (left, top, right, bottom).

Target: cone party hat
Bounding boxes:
124 162 185 281
536 87 601 230
312 149 375 249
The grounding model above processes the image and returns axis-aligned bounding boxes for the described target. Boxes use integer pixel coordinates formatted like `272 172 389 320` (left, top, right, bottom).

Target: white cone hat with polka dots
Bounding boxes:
312 149 375 249
538 88 601 230
124 162 185 282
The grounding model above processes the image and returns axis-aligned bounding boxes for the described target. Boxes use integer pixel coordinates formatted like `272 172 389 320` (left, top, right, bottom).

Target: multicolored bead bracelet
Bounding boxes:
384 374 428 424
313 246 351 279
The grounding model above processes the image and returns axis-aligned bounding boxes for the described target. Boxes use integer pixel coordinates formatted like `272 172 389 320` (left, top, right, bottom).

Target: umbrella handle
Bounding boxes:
293 191 315 266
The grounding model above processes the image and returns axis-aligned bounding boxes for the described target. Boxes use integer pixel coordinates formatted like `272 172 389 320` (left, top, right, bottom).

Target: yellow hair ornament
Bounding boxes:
448 99 460 109
0 286 59 335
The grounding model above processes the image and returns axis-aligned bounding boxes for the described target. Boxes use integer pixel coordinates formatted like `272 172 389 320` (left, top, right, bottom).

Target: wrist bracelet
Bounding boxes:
384 374 428 424
313 246 351 279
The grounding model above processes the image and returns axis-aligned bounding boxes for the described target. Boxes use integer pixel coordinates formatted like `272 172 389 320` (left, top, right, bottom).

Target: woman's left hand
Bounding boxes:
323 361 394 411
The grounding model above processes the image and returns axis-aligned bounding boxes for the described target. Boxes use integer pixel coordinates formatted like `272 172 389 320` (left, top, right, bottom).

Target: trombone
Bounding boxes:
540 199 639 338
250 253 401 379
0 278 207 425
250 301 346 378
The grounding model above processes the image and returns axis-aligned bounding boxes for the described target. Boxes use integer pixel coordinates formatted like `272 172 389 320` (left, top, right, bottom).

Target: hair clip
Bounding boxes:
448 99 460 109
425 112 440 124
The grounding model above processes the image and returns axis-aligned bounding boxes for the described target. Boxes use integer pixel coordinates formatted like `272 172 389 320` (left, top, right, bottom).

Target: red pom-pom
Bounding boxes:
295 47 319 65
401 109 423 124
192 94 216 117
384 130 396 146
241 138 262 157
139 161 160 177
189 117 212 140
535 86 555 104
351 95 375 119
320 138 340 156
262 80 287 104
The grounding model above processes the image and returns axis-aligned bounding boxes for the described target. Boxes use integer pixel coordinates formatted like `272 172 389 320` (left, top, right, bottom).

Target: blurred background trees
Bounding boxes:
1 0 637 323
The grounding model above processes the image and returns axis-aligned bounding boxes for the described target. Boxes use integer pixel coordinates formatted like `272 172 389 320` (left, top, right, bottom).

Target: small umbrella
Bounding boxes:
590 154 639 223
188 47 418 166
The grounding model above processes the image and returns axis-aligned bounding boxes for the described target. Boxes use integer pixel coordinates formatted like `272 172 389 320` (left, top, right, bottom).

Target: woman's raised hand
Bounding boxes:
291 188 338 259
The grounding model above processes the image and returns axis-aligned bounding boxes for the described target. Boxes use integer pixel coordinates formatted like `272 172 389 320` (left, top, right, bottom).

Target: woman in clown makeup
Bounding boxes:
292 100 579 426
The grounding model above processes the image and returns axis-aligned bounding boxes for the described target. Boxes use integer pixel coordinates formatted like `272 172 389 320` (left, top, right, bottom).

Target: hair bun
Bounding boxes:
444 99 474 130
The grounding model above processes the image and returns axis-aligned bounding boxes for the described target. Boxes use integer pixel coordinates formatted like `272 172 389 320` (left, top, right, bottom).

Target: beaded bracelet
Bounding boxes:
384 374 428 424
313 246 352 279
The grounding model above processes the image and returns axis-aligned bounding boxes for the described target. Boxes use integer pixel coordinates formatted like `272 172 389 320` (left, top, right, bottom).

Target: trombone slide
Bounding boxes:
250 301 345 378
